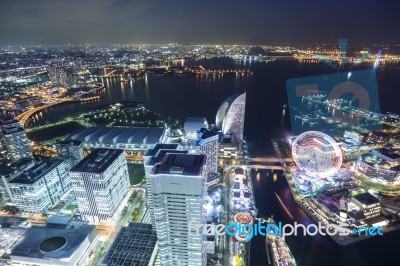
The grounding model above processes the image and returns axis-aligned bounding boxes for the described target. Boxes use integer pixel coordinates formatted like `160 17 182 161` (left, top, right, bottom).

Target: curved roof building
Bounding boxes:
215 93 246 140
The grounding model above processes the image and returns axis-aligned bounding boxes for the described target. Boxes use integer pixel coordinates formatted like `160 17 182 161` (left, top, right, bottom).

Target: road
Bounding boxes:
89 188 145 266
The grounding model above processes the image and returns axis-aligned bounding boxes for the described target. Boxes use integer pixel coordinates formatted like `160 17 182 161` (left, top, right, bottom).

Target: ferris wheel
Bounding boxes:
291 131 343 178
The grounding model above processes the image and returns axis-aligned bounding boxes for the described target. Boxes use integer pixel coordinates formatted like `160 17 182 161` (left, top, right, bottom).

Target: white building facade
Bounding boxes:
5 158 71 213
70 149 130 224
150 153 207 266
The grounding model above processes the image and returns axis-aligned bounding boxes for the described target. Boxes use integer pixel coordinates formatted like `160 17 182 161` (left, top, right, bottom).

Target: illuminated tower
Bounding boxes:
70 149 130 224
215 93 246 140
0 120 33 163
150 153 207 266
143 143 183 227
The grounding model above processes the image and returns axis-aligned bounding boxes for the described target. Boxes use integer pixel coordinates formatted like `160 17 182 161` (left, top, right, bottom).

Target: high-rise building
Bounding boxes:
0 158 34 203
55 139 84 168
48 62 68 87
150 153 207 266
144 143 186 227
0 158 71 213
215 93 246 140
70 148 130 224
144 143 180 165
196 129 219 175
0 120 33 163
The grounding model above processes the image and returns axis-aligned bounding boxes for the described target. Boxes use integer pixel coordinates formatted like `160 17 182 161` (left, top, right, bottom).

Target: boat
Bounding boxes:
265 217 297 266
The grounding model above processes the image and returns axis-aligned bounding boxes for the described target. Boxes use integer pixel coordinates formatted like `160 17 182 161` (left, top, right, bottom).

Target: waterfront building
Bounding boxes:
215 93 246 140
356 152 400 183
65 126 167 162
150 153 207 266
0 158 71 213
0 120 33 163
10 216 98 266
102 223 158 266
351 192 381 219
303 195 339 222
219 134 243 159
69 148 130 224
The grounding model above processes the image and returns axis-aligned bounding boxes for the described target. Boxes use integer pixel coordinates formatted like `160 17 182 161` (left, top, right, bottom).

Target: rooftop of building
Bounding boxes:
353 192 380 205
152 153 206 176
0 216 29 228
0 119 19 126
1 126 24 135
184 117 207 132
46 215 72 227
70 148 124 174
10 222 97 260
55 139 82 146
0 158 34 177
315 195 339 211
199 128 219 139
360 153 383 165
8 158 65 185
144 143 179 157
375 148 400 160
45 215 89 230
221 134 239 146
147 150 188 166
102 223 157 266
184 117 206 123
66 126 165 145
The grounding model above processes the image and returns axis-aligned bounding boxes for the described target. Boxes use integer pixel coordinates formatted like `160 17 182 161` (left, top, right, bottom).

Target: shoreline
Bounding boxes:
282 171 400 245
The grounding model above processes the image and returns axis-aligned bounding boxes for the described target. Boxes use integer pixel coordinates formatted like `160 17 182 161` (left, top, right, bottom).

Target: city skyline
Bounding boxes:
0 0 400 45
0 2 400 263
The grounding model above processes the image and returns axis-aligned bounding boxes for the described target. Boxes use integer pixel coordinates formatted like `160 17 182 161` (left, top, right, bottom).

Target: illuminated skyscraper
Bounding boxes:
150 153 207 266
196 129 220 185
144 143 183 226
48 62 68 87
0 120 33 163
70 149 130 224
215 93 246 140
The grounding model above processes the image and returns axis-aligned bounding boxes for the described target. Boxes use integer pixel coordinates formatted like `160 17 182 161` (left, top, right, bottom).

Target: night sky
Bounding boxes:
0 0 399 44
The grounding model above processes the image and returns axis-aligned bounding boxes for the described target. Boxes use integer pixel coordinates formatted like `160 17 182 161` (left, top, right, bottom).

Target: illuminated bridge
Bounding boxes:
15 98 75 128
231 157 296 170
249 157 293 163
234 164 296 171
